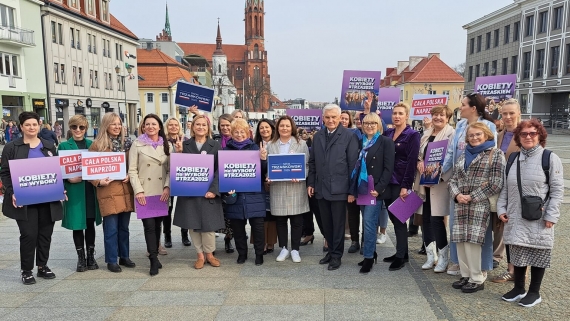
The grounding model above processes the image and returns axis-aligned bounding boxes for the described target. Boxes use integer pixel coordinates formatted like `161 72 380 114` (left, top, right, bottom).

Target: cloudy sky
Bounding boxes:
111 0 513 102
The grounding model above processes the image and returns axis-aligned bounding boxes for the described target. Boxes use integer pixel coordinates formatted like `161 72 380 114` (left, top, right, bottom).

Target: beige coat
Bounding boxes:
128 139 170 196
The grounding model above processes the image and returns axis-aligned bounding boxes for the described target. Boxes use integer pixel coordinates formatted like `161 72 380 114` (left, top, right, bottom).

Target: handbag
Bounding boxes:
485 149 499 212
516 157 545 221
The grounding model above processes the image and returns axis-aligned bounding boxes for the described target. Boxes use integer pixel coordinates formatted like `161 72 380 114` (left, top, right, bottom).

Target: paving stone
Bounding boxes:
109 306 220 321
232 276 324 290
0 292 39 307
224 289 324 305
21 291 129 307
46 278 147 292
139 277 235 291
215 304 324 321
122 290 226 306
1 307 115 321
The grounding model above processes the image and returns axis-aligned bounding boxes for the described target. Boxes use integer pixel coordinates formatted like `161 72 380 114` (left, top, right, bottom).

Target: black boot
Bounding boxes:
389 257 406 271
181 230 191 246
255 254 264 266
164 233 172 248
360 258 375 273
86 246 99 270
225 238 235 254
358 252 377 266
149 256 159 276
76 248 87 272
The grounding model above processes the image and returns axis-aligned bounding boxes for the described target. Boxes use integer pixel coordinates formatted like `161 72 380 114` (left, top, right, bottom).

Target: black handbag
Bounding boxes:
516 158 546 221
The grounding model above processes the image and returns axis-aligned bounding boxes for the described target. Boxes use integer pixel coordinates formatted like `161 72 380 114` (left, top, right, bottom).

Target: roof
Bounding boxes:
137 49 196 88
109 14 137 39
381 55 463 86
137 48 183 66
270 95 287 109
178 43 247 62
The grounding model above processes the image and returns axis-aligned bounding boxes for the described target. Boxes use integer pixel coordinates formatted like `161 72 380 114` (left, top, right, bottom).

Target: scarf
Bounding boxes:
464 140 495 170
521 144 540 158
221 135 231 148
138 134 163 149
227 138 253 150
350 132 380 195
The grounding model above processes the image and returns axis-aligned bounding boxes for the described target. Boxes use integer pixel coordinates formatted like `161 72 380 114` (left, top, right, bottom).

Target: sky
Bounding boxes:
111 0 513 102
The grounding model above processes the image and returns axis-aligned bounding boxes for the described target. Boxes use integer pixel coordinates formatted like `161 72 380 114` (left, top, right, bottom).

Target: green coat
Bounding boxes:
59 138 102 230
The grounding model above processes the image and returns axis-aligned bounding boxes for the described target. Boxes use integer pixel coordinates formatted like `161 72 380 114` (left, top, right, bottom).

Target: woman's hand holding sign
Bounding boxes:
136 192 146 206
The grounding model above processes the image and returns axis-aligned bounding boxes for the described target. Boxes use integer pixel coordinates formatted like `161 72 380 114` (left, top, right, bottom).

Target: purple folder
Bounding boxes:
356 175 377 206
135 195 169 219
387 191 423 224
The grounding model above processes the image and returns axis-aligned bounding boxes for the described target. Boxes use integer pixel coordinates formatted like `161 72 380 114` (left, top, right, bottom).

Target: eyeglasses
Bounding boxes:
363 122 378 127
467 132 484 139
519 131 538 138
70 125 86 131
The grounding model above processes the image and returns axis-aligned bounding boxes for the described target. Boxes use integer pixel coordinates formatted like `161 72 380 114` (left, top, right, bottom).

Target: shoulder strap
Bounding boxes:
506 152 520 178
516 156 524 200
543 149 552 201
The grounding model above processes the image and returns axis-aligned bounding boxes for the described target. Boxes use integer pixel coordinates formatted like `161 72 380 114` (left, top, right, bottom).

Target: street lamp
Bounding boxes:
115 64 133 133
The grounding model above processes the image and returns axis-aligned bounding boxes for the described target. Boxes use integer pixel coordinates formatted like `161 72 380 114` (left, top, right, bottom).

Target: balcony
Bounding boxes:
0 26 35 47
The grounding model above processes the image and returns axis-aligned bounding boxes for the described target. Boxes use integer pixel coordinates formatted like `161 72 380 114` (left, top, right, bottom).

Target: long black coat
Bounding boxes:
173 138 225 232
308 125 359 201
0 137 63 221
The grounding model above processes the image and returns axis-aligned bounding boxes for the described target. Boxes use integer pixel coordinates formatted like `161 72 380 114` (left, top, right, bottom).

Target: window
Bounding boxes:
161 93 168 103
253 44 260 59
90 70 94 87
87 0 94 15
102 0 109 22
476 35 482 52
236 67 243 79
553 6 563 30
87 33 91 52
102 38 106 56
525 15 534 37
485 32 491 50
468 66 473 81
494 29 499 47
514 21 520 41
538 11 548 33
0 4 15 28
60 64 66 84
254 66 260 80
551 46 560 76
70 0 78 8
535 49 545 77
469 38 475 54
94 70 98 88
104 72 108 89
523 51 531 79
108 73 112 90
51 21 57 43
70 28 75 48
502 58 508 75
520 94 528 113
73 66 78 86
92 35 96 53
442 90 450 96
0 53 19 76
483 62 489 76
566 44 570 74
54 63 59 83
76 29 80 49
107 40 111 58
427 90 437 95
511 55 518 74
475 64 480 77
147 93 154 102
491 60 497 75
78 67 83 86
58 23 63 45
504 25 510 44
119 44 123 60
0 54 3 74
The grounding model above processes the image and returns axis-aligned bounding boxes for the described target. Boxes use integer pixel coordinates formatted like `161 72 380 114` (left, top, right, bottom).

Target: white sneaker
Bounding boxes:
376 233 387 244
276 247 290 262
291 250 301 263
215 233 220 237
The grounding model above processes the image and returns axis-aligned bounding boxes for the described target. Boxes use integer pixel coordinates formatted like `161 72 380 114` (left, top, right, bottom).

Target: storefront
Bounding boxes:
1 95 24 121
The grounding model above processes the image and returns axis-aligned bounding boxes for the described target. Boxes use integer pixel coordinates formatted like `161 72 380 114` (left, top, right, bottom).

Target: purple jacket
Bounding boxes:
383 125 420 190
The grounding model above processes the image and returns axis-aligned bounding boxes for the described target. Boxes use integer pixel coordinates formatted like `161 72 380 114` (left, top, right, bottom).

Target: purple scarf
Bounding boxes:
221 135 231 148
138 134 163 149
228 138 253 150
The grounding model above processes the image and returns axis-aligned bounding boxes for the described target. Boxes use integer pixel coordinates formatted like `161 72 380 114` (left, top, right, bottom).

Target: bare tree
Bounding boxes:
243 76 271 112
453 62 466 77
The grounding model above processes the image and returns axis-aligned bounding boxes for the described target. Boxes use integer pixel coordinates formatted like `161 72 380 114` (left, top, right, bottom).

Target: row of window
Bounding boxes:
53 63 124 91
50 21 124 61
147 93 170 103
470 22 520 54
65 0 109 22
467 56 518 81
0 52 19 77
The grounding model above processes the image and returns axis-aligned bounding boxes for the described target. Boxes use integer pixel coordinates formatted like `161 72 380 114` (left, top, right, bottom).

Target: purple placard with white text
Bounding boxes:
340 70 382 112
286 109 322 131
218 150 261 192
377 88 400 125
420 140 447 185
474 74 516 100
170 153 214 197
9 157 65 206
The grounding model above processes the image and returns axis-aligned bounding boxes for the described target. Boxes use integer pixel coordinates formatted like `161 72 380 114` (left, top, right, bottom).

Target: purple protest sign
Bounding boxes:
135 195 169 219
377 88 400 125
356 175 376 206
388 191 423 224
9 157 65 206
286 109 322 131
218 150 261 192
170 153 214 197
340 70 382 112
420 140 448 185
474 74 516 100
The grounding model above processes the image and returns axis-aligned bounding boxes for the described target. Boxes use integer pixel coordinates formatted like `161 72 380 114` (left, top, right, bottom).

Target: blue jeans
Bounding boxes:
377 202 388 229
103 212 131 264
361 204 380 259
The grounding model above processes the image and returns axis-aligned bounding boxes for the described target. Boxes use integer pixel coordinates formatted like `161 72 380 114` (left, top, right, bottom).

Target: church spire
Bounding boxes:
165 2 172 37
214 19 225 55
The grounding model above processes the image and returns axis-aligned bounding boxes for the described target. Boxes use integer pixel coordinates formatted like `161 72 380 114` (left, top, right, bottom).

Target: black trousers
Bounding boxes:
318 199 347 259
72 218 96 249
230 217 264 256
142 217 162 258
384 184 408 259
421 192 448 249
16 203 55 271
276 214 303 251
166 197 188 236
302 196 324 237
346 200 360 242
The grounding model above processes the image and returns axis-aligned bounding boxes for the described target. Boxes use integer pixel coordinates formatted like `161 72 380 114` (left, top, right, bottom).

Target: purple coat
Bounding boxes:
383 125 420 190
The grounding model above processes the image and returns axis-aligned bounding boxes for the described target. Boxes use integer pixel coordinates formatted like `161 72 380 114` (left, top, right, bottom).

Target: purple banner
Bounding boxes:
170 153 214 197
474 74 516 100
377 88 400 125
340 70 382 112
9 157 65 206
218 150 261 192
135 195 169 219
420 140 447 185
388 191 423 224
286 109 322 131
356 175 376 206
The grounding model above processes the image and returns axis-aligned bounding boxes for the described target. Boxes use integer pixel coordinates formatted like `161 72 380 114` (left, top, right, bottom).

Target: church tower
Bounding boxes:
244 0 270 111
212 21 236 116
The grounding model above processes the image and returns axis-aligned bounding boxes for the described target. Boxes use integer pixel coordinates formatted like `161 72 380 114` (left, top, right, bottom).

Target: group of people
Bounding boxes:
0 94 562 308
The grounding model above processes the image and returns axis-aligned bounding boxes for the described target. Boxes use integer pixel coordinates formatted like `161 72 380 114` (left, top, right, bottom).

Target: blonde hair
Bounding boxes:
230 118 251 139
191 115 212 139
465 122 495 142
166 117 184 138
90 113 125 151
362 113 383 134
393 102 410 115
231 109 248 121
43 124 52 130
69 115 88 128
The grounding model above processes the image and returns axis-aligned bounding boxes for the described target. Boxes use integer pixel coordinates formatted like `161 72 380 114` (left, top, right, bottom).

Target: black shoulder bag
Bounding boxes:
516 157 545 221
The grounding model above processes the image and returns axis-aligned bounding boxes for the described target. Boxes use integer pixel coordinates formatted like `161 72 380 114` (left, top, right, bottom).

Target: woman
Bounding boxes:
173 115 225 269
413 106 455 272
164 117 191 248
491 99 521 283
54 121 63 142
267 116 310 263
498 120 563 307
382 102 420 271
350 113 394 273
60 115 101 272
5 120 13 143
340 111 361 253
213 114 235 253
442 93 497 276
0 112 63 285
222 118 267 266
39 124 58 146
448 122 505 293
128 114 171 276
253 119 278 254
340 111 353 129
89 112 135 273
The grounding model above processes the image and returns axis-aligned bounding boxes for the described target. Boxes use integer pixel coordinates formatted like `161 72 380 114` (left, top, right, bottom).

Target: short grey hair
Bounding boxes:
323 104 341 116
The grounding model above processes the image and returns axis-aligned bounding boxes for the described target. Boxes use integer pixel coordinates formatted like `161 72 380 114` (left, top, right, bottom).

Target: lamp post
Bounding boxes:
115 64 133 133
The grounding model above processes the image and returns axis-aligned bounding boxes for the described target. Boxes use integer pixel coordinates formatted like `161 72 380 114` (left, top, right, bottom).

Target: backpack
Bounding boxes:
506 149 552 198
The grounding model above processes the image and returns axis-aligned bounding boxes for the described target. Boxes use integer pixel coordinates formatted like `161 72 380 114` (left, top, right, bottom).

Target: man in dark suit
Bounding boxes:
308 104 359 270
